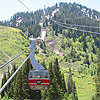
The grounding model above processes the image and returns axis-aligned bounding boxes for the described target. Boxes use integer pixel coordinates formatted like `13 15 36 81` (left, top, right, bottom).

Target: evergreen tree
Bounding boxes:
67 68 78 99
84 54 90 65
0 73 7 98
1 74 5 98
95 58 100 100
7 67 11 98
21 63 30 99
13 70 23 100
92 45 96 54
67 68 73 94
8 65 17 98
46 62 54 100
53 58 62 88
12 64 16 73
13 59 33 100
46 19 48 26
73 82 78 100
46 61 64 100
62 74 67 94
83 39 87 52
91 54 94 62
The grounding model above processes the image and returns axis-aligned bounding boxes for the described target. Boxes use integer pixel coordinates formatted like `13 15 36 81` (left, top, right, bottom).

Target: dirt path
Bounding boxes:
3 51 13 72
0 50 13 83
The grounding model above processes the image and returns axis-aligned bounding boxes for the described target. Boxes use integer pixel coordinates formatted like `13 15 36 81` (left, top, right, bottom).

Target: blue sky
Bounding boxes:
0 0 100 21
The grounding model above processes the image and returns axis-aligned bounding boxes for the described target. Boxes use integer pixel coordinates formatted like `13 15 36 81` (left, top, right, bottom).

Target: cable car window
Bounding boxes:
29 70 49 79
29 71 44 78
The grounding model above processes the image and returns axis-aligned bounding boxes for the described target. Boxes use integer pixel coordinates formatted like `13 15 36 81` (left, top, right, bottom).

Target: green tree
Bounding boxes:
46 61 64 100
67 68 78 100
61 74 67 93
95 58 100 100
13 70 23 100
21 62 30 99
53 58 62 88
83 39 87 52
6 67 11 98
46 62 54 100
1 74 6 98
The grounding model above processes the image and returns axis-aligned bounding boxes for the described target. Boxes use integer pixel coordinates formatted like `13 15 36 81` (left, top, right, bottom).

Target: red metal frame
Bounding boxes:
28 79 50 86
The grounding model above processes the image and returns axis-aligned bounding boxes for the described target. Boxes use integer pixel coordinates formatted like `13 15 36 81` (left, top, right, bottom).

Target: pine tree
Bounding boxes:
8 65 17 98
13 59 33 100
21 62 30 99
67 68 73 94
46 61 64 100
83 39 87 52
53 58 62 89
61 74 67 93
12 64 16 73
92 45 96 54
73 82 78 100
46 62 54 100
7 67 11 98
91 54 94 62
67 68 78 100
84 54 90 65
95 58 100 100
1 74 5 98
13 70 23 100
46 59 65 100
1 73 7 98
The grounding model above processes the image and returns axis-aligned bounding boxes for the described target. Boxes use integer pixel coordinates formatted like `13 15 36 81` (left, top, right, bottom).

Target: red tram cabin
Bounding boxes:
28 70 50 90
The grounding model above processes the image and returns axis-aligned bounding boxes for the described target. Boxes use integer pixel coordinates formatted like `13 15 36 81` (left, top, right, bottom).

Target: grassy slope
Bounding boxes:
0 26 29 64
62 67 96 100
0 26 29 82
35 26 96 100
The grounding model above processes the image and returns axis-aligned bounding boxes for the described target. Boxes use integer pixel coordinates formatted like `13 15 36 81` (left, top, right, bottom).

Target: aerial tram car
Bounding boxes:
28 40 50 90
28 70 49 90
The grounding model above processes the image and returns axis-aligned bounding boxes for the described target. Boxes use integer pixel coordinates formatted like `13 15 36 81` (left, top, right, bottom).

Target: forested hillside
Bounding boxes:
36 2 100 100
0 26 29 85
0 2 100 100
0 10 43 38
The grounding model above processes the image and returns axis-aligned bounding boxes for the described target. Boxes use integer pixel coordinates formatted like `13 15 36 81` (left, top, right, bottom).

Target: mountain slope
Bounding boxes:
0 26 29 81
0 26 29 65
0 2 100 100
44 2 100 28
0 2 100 38
34 24 97 100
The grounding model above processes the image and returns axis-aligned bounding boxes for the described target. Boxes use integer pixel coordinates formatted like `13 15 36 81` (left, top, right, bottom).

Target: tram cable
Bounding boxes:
0 44 34 69
50 18 100 35
58 9 100 29
0 49 34 94
18 0 31 12
18 0 100 31
0 0 49 95
18 0 50 91
55 19 100 29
